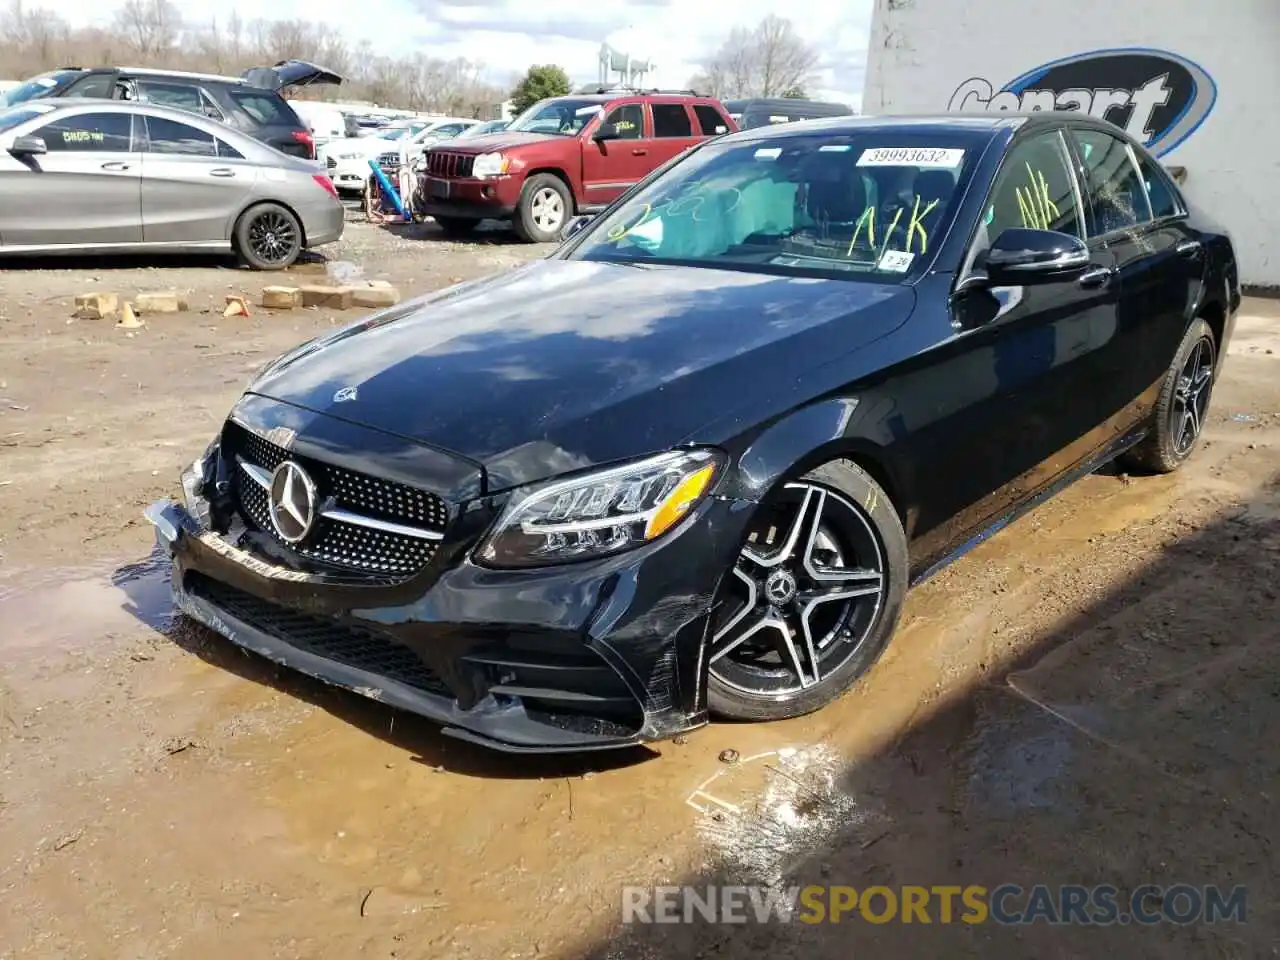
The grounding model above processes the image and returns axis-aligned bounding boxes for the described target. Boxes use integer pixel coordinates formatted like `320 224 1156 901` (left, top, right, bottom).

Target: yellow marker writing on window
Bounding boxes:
905 194 939 253
845 207 876 257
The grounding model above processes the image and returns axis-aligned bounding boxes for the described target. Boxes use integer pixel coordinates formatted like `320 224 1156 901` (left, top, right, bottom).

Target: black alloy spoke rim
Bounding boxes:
1172 335 1215 455
708 481 888 697
248 211 298 264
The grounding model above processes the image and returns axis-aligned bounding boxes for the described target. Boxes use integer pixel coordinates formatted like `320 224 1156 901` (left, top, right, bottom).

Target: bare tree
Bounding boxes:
112 0 181 60
0 7 508 118
691 15 819 99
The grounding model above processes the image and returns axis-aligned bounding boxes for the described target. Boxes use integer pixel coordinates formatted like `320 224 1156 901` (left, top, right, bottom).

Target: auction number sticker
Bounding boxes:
878 250 915 273
857 147 965 168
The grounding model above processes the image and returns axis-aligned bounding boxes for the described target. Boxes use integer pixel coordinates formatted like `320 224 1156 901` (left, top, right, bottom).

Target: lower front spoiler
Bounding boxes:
147 500 689 754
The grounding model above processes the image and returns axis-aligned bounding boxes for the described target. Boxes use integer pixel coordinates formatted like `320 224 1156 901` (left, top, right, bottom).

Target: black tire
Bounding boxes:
235 203 303 271
1121 318 1217 474
707 459 908 722
513 173 571 243
434 215 481 238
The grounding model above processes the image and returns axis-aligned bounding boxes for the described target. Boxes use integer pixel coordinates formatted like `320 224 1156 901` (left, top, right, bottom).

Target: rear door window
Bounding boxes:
692 105 729 136
35 112 132 152
1070 128 1153 234
145 115 244 158
652 104 692 138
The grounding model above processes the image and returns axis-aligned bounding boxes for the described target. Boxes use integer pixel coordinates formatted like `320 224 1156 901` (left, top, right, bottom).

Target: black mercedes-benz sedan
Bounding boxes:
147 112 1240 753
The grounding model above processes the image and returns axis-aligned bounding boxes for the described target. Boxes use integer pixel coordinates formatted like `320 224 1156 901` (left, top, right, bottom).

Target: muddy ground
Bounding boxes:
0 221 1277 959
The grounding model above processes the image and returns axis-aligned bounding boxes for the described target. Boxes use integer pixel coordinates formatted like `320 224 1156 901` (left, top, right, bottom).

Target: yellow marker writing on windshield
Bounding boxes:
877 207 904 262
905 194 939 253
607 203 652 242
846 207 876 257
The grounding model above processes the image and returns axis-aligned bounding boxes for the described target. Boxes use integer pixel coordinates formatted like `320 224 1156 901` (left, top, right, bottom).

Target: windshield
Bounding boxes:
569 132 982 281
506 98 603 136
3 70 79 106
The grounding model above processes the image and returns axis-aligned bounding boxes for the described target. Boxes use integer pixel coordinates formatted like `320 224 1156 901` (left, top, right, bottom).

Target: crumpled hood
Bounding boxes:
248 259 915 491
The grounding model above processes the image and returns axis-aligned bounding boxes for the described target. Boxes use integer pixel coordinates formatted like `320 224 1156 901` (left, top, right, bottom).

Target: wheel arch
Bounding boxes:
725 398 909 528
231 198 308 252
521 168 575 210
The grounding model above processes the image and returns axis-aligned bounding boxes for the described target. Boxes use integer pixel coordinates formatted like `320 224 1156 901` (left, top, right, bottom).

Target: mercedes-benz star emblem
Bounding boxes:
268 460 317 544
764 570 798 606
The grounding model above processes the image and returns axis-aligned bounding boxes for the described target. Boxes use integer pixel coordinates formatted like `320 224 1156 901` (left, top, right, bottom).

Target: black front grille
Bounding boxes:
187 573 453 698
223 422 449 578
426 151 474 178
326 155 337 169
377 151 400 168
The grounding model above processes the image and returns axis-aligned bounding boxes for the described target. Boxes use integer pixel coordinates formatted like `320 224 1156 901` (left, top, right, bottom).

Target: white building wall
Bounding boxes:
863 0 1280 286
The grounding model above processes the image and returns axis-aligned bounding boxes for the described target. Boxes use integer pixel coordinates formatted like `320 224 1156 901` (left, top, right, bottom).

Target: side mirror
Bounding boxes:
982 228 1090 286
560 214 594 242
593 123 619 143
9 135 47 157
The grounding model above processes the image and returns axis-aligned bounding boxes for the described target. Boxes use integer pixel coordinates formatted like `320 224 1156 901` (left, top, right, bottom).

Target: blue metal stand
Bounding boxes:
367 159 412 221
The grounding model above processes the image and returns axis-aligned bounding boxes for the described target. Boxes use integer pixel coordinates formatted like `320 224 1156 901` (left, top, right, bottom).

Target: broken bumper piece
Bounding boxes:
144 498 730 754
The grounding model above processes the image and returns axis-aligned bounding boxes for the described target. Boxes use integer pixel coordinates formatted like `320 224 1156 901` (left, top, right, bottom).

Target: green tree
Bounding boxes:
510 64 572 115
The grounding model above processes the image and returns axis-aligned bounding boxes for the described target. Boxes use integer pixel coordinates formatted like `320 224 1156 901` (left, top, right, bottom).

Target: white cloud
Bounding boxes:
54 0 873 107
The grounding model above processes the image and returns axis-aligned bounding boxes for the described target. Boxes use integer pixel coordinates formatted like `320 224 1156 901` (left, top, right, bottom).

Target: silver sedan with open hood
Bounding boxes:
0 98 344 269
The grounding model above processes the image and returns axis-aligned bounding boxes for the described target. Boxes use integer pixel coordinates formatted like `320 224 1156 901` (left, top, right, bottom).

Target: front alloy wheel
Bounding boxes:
707 461 907 721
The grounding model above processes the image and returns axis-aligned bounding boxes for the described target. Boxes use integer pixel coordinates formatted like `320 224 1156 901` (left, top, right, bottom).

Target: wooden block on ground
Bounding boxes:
134 290 189 314
262 285 301 309
353 285 401 308
74 292 119 319
299 285 354 309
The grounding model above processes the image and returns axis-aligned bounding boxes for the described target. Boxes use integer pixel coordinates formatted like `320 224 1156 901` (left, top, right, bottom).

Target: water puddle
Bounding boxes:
0 549 174 657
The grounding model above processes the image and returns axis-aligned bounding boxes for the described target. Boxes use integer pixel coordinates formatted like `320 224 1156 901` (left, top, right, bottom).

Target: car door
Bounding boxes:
1067 126 1203 424
140 114 256 243
0 109 142 246
581 101 648 206
647 101 701 166
915 127 1122 554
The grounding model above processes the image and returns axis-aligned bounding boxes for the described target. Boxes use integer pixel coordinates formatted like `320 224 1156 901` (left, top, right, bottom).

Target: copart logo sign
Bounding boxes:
948 47 1217 157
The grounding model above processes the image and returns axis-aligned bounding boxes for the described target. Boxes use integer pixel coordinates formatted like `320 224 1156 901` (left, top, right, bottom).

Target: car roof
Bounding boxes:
61 65 249 85
719 111 1138 144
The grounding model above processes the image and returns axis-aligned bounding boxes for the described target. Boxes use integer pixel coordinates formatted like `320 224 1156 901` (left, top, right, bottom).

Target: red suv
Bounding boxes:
417 91 736 242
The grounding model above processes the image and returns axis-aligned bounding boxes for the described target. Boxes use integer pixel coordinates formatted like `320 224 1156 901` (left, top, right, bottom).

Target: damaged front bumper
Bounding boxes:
146 486 750 753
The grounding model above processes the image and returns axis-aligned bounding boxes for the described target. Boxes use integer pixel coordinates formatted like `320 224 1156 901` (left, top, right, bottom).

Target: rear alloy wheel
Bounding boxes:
707 460 907 721
1122 318 1217 474
236 203 303 271
514 174 570 243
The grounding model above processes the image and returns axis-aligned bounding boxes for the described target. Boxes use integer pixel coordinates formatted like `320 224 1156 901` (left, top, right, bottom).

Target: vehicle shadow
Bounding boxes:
568 474 1280 958
377 218 534 246
109 546 656 780
0 252 240 272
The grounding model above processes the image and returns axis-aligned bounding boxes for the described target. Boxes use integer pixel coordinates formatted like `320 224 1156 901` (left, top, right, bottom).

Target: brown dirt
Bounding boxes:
1 233 1278 959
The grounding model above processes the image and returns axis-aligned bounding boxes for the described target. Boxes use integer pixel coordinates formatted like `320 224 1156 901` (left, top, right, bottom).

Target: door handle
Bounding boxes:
631 148 648 156
209 168 236 178
1175 238 1201 258
1077 265 1115 289
100 161 130 171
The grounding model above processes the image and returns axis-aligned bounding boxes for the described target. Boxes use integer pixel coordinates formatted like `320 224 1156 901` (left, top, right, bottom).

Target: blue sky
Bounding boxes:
57 0 873 106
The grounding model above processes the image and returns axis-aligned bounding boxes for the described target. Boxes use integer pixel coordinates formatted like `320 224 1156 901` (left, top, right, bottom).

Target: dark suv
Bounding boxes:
3 60 341 159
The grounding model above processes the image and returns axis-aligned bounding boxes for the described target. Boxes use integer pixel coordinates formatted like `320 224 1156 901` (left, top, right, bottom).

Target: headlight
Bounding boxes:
475 449 724 568
471 152 510 178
